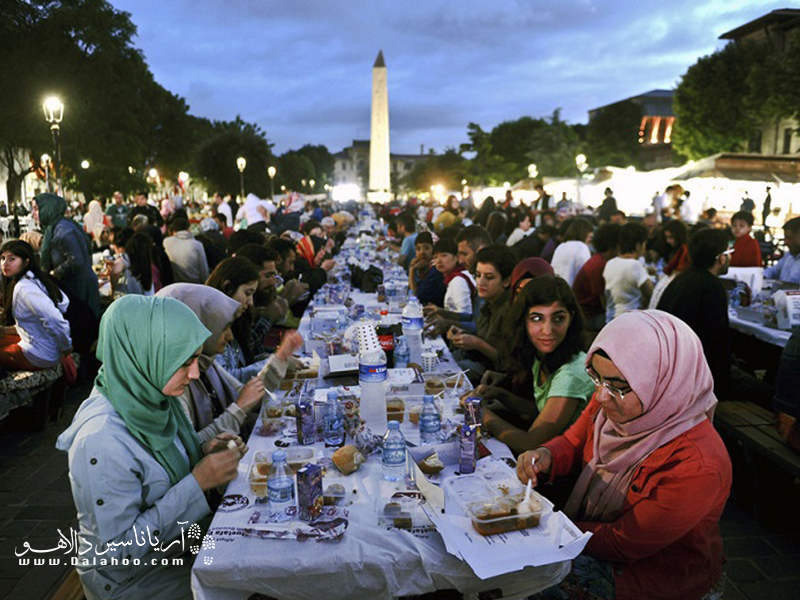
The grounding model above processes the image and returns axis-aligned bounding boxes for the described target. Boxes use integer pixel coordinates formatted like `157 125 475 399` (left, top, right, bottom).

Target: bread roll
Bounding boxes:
331 445 365 475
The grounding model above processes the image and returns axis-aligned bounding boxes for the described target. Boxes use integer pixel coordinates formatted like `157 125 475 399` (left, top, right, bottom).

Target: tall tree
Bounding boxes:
293 144 334 192
586 99 642 168
401 149 467 193
193 117 275 198
672 41 765 160
526 109 583 177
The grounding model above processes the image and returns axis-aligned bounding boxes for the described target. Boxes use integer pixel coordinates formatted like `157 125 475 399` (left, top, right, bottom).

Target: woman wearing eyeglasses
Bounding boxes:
478 275 595 456
518 310 732 600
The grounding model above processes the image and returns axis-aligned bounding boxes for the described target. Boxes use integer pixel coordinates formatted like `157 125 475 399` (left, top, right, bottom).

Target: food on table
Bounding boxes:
469 492 543 535
418 452 445 475
386 396 405 423
331 445 365 475
382 502 412 530
323 483 346 506
424 377 445 395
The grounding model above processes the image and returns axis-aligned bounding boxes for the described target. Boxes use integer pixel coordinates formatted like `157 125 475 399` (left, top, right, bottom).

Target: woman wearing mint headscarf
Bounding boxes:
33 192 100 317
56 295 244 600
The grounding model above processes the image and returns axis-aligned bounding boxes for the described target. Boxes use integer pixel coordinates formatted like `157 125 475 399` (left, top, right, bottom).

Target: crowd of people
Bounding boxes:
1 184 799 600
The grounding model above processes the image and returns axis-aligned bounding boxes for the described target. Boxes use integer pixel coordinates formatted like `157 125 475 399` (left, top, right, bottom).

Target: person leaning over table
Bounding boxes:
764 216 800 283
475 275 595 456
157 284 303 440
56 295 246 600
449 245 516 380
518 310 732 600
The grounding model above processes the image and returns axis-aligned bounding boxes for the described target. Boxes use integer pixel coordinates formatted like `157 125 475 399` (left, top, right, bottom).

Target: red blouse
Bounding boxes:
543 399 732 600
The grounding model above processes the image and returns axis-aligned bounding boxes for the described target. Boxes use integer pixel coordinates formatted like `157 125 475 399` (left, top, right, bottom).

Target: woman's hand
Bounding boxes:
276 330 303 361
481 370 507 388
236 377 265 411
203 432 247 458
451 332 478 351
516 448 552 487
422 304 439 318
192 448 241 491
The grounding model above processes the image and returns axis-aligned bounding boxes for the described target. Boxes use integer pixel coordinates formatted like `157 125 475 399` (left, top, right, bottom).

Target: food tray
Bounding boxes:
444 473 545 536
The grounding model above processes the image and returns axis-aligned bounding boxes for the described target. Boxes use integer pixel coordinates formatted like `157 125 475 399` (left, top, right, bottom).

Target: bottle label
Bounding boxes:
402 316 424 330
378 334 395 352
382 441 406 467
268 478 295 503
420 412 441 435
359 363 387 382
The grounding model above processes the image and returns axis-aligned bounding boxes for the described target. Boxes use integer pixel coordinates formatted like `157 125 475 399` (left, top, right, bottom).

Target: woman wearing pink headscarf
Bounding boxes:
519 310 731 600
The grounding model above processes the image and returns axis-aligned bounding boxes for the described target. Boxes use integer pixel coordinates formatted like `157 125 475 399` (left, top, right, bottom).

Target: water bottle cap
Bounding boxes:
387 420 400 429
327 390 338 401
272 450 287 462
423 395 434 403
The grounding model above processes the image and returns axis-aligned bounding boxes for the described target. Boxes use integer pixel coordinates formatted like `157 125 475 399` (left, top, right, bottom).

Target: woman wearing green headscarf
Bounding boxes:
33 193 101 317
56 295 245 600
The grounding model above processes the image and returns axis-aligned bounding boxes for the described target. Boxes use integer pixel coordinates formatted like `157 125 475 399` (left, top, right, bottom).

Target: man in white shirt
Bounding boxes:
235 193 275 229
163 217 210 284
214 192 233 227
604 223 653 322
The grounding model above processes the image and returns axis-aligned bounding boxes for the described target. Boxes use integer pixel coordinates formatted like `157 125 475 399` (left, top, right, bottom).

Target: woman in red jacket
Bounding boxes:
518 310 732 600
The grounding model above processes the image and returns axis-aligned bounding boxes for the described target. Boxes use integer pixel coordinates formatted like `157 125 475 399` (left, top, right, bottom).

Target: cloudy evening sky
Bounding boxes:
111 0 784 155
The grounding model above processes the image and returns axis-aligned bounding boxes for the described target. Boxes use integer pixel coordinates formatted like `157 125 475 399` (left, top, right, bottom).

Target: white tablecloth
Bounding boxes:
729 314 790 348
192 288 570 600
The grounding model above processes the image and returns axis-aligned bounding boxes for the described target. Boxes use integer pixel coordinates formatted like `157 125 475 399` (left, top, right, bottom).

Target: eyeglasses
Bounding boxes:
585 366 630 402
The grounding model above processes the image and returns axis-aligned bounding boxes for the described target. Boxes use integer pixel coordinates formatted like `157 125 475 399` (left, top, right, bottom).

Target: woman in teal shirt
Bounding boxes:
480 275 595 455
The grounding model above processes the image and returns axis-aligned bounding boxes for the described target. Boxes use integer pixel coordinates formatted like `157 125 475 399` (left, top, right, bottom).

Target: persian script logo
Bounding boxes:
15 521 216 567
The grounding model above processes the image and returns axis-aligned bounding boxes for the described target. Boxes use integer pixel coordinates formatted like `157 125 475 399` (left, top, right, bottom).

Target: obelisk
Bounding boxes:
368 51 391 203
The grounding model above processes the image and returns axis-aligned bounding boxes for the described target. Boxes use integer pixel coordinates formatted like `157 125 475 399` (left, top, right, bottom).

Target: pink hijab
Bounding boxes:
563 310 717 522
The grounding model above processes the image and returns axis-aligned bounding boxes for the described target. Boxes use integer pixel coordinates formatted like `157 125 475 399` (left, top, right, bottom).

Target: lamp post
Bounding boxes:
236 157 246 200
575 154 588 206
41 154 51 192
178 171 189 201
42 96 64 195
309 179 315 192
267 165 276 199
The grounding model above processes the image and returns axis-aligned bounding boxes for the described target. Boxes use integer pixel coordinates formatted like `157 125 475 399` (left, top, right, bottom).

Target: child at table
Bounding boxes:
730 210 762 267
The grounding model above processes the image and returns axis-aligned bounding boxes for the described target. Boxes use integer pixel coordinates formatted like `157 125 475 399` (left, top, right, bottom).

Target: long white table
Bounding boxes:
191 287 571 599
729 314 791 349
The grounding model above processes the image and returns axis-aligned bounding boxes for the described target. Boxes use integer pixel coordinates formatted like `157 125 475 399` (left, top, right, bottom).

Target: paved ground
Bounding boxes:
0 383 799 600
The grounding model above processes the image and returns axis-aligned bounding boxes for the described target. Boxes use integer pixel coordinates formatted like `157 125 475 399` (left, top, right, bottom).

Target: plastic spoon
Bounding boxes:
517 455 536 514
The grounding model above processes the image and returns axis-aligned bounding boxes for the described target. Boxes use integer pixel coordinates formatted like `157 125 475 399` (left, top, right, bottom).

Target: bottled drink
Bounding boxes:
376 311 395 368
323 390 345 448
359 342 388 433
382 420 407 482
401 296 424 364
394 335 410 369
268 450 295 522
401 296 424 331
419 395 441 445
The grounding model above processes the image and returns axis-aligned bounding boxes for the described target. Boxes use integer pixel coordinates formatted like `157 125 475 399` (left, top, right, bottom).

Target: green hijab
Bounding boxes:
95 295 211 485
35 193 67 271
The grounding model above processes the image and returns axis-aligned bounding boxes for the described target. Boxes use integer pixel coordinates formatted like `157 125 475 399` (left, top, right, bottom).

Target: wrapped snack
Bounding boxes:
418 452 444 475
331 445 365 475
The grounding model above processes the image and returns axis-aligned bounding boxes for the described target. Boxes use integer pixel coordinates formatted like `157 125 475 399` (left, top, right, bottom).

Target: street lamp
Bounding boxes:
267 165 276 199
575 154 588 205
42 96 64 195
80 160 90 169
178 171 189 200
41 154 51 192
309 179 315 191
237 157 246 200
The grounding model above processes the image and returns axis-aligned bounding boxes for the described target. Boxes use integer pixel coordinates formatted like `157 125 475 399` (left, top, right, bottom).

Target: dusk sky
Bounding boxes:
112 0 782 156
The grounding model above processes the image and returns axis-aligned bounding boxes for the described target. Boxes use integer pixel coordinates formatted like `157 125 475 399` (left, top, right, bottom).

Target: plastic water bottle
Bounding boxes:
268 450 295 522
394 336 410 369
323 390 345 448
402 296 424 331
382 421 407 482
419 395 441 445
358 325 388 433
402 295 424 364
